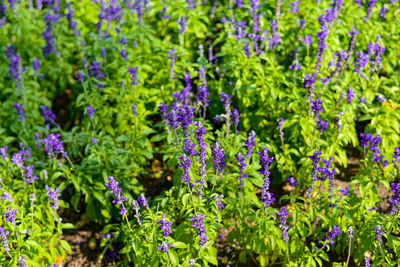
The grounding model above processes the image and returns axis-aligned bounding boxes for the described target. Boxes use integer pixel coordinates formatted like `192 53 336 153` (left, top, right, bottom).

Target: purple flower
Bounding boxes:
379 5 388 18
360 133 386 166
288 1 300 13
347 226 354 239
91 138 97 145
214 195 225 212
194 122 207 194
157 240 173 253
178 154 192 183
137 193 149 208
17 256 27 267
211 142 226 174
326 225 340 245
277 117 284 140
303 35 312 46
23 165 39 184
289 59 302 70
339 186 350 196
183 138 197 157
317 119 328 133
128 66 139 86
32 58 40 71
85 105 96 120
89 61 105 80
364 0 377 21
40 105 57 127
159 5 170 19
0 226 10 254
376 94 385 102
268 20 281 49
3 207 17 225
8 54 23 88
306 149 322 198
158 215 173 237
277 207 289 241
177 15 187 34
41 133 67 158
236 152 247 188
220 92 231 108
245 131 256 158
365 257 371 267
190 213 208 247
119 48 127 61
131 200 141 225
310 97 324 116
131 104 137 117
374 225 385 246
13 103 25 121
287 177 298 187
231 108 240 134
106 176 128 215
0 146 7 159
259 148 275 208
315 26 329 70
346 87 356 103
393 147 400 169
45 185 61 213
188 259 196 267
303 72 316 91
389 182 400 214
75 70 85 82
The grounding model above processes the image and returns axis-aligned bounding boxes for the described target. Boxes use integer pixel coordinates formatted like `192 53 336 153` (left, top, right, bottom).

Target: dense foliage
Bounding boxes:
0 0 399 266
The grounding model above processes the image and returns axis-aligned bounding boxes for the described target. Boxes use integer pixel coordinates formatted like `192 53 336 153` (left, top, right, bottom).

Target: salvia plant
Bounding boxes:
0 0 399 266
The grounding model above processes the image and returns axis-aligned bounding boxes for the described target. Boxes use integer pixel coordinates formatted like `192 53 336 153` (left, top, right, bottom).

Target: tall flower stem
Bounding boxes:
286 240 292 267
345 236 352 267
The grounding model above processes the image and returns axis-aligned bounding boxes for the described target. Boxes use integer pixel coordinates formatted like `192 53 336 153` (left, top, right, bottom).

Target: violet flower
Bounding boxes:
277 207 289 241
178 154 192 184
190 213 208 247
259 148 275 209
13 103 25 121
177 15 187 34
245 131 256 158
128 66 139 86
306 149 322 198
236 152 247 189
231 108 240 134
211 142 226 175
374 225 385 246
0 226 10 255
40 105 57 127
158 215 173 237
106 176 128 215
3 207 17 225
325 225 340 245
389 182 400 214
85 105 96 120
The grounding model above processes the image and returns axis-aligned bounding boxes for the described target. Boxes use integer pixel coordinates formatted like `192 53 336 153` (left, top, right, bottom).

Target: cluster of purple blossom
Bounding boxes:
360 133 387 167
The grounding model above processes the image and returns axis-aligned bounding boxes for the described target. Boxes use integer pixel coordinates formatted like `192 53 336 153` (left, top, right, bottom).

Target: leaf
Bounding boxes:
168 248 179 265
60 239 72 254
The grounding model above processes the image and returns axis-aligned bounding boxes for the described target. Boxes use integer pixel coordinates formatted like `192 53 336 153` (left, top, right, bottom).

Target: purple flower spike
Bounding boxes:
374 225 385 246
3 207 17 225
85 105 96 120
178 154 192 183
259 148 274 209
277 207 289 241
245 131 256 158
0 226 10 254
13 103 25 121
106 176 128 215
326 225 340 245
190 213 208 247
158 215 173 237
211 142 226 174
